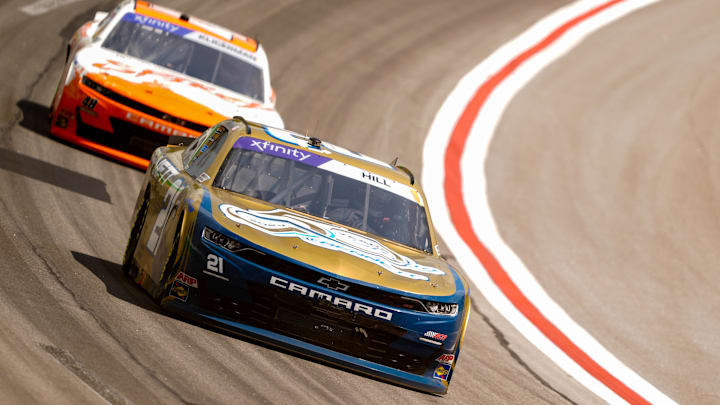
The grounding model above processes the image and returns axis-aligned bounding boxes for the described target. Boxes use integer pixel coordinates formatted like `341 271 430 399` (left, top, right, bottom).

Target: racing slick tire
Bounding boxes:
121 187 150 278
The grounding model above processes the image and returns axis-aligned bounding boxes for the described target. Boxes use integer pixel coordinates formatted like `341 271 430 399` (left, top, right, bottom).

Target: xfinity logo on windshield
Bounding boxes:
250 140 312 161
269 276 392 321
133 15 180 33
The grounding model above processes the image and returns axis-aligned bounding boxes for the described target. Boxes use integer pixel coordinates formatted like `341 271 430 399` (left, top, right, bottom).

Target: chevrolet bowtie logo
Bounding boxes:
317 276 350 291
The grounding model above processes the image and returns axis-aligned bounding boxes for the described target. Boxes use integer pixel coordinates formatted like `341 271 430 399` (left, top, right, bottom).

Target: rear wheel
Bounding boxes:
122 188 149 278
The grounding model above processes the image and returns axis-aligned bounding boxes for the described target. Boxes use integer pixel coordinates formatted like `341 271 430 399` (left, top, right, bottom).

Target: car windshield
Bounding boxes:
214 147 433 253
102 15 264 101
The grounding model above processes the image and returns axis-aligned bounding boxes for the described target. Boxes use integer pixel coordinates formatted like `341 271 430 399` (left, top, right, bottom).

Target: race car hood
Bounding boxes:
74 47 284 128
204 190 459 297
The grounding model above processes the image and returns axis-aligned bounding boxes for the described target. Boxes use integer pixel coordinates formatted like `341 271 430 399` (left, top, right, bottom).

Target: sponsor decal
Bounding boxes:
190 32 258 63
196 172 210 183
169 280 189 302
203 253 229 281
263 126 393 169
147 159 186 254
419 337 442 346
424 331 448 341
317 276 349 291
362 172 389 187
253 129 421 203
314 323 336 334
122 13 191 36
151 158 181 185
433 364 451 381
125 111 190 137
175 272 198 288
436 354 455 364
219 205 444 281
269 276 393 321
234 137 330 166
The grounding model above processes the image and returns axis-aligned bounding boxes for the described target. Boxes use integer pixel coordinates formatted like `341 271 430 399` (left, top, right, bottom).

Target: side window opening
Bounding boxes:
92 1 126 40
181 126 213 167
184 125 229 178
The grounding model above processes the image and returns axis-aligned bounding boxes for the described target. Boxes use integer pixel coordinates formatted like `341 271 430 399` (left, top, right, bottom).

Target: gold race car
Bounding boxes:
123 117 470 394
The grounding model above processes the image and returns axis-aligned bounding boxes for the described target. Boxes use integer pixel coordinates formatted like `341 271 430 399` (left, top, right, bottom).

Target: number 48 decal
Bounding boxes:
203 254 229 281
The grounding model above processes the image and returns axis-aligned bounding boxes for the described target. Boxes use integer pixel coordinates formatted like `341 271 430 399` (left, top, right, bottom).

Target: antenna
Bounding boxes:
312 119 320 137
390 157 398 167
305 120 320 140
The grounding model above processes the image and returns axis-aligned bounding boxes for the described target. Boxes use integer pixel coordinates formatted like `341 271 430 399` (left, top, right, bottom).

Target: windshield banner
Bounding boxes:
121 12 258 65
234 137 332 167
121 12 192 36
233 137 421 204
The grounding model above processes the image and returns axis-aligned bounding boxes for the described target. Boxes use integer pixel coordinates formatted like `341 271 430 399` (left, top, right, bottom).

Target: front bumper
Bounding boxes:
49 73 202 169
163 299 452 394
161 210 468 394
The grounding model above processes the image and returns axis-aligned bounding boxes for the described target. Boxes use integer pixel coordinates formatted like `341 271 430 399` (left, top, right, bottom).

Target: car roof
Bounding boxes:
133 1 259 53
224 119 418 188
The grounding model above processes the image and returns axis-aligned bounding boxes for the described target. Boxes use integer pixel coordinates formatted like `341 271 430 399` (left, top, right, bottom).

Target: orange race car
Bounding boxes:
49 0 284 169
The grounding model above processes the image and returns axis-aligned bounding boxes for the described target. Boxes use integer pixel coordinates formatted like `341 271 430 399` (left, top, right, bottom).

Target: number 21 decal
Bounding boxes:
203 254 228 281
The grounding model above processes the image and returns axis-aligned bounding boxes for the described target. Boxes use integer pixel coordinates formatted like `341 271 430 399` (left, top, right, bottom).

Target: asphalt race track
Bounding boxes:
0 0 714 403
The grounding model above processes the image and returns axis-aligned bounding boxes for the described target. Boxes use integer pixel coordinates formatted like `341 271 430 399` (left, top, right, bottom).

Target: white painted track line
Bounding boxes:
423 0 676 403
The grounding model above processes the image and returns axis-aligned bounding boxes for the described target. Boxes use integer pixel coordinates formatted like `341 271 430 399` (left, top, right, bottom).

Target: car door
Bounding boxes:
148 124 233 282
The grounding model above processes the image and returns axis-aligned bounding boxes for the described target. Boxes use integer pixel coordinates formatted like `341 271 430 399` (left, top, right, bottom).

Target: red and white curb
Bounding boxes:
422 0 675 404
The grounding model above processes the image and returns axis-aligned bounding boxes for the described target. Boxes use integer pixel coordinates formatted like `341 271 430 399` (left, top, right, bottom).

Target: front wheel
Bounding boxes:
122 189 149 278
